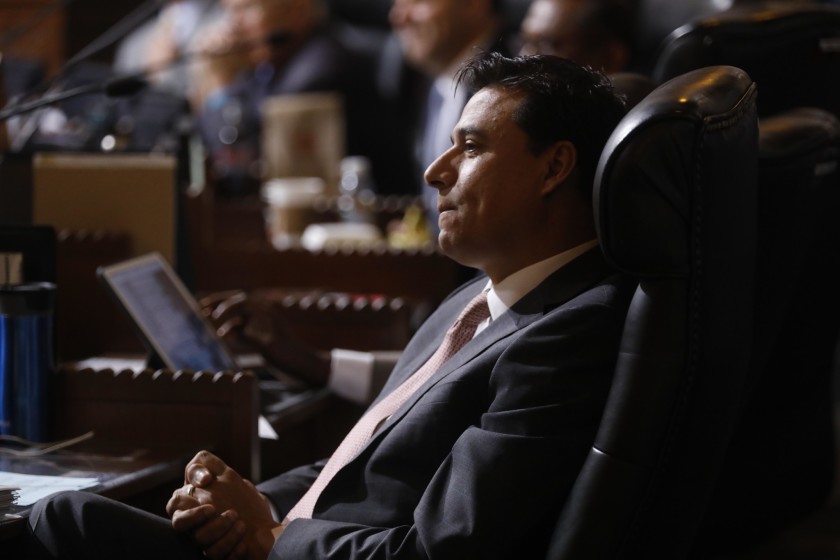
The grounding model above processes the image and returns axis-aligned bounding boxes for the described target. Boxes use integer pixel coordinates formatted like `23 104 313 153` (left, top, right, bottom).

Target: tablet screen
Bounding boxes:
97 253 238 372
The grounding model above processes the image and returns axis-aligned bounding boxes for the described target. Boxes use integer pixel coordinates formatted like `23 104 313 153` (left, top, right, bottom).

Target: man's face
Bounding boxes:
223 0 269 42
424 87 555 280
389 0 475 75
222 0 308 61
519 0 591 60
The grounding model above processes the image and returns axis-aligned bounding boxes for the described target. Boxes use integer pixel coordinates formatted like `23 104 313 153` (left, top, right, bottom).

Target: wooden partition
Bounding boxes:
54 367 261 482
186 188 464 305
0 0 65 76
254 290 421 351
33 153 178 264
55 229 140 360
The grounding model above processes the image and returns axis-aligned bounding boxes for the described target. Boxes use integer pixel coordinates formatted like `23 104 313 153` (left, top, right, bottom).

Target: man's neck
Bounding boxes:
488 239 599 312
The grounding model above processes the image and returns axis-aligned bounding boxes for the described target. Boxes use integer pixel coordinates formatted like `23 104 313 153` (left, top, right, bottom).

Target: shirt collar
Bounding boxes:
485 239 599 321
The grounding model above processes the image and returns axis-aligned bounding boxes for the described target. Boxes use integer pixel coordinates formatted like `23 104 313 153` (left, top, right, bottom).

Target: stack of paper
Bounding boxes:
0 473 97 507
0 485 20 512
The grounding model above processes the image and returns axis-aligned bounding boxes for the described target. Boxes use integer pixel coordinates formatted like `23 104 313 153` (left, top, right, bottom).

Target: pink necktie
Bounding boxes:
285 290 490 521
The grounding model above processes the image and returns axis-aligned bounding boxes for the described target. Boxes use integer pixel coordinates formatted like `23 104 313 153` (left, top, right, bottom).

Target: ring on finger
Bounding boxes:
186 484 195 497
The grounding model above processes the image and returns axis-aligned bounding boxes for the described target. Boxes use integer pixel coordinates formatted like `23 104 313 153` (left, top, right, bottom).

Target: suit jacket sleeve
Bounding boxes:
267 278 631 559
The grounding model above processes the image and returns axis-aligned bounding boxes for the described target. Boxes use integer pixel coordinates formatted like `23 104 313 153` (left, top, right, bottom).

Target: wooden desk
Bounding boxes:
0 443 194 543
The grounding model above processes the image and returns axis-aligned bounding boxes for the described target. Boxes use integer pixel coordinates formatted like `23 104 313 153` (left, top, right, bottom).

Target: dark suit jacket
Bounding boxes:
258 248 636 559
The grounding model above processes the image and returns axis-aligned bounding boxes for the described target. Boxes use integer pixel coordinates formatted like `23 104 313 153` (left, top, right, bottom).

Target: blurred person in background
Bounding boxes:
379 0 515 226
190 0 380 196
517 0 656 109
114 0 222 98
518 0 635 74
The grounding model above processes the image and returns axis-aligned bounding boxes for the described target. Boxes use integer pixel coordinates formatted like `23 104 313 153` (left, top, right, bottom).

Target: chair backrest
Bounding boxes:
632 0 727 73
547 65 759 558
607 72 657 110
694 107 840 554
653 2 840 118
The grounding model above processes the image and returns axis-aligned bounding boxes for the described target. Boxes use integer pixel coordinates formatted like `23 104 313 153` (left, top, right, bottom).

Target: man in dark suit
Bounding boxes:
23 53 631 559
192 0 380 195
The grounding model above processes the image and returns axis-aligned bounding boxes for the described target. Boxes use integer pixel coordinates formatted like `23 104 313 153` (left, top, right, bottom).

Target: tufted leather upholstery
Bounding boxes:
546 65 759 558
653 2 840 118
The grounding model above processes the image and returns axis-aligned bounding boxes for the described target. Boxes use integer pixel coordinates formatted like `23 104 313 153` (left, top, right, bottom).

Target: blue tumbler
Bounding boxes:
0 282 57 442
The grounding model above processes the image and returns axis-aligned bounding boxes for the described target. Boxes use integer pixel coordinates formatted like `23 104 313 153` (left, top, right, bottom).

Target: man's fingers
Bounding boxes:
216 317 245 339
170 503 216 532
195 510 246 560
226 539 248 560
197 290 242 313
165 483 202 516
185 451 228 487
210 292 250 322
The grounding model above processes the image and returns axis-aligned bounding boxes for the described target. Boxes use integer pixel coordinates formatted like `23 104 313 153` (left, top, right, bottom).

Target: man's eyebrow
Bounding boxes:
452 125 486 141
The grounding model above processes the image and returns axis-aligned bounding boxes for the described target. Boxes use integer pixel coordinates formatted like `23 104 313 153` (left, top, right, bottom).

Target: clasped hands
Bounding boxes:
166 451 285 560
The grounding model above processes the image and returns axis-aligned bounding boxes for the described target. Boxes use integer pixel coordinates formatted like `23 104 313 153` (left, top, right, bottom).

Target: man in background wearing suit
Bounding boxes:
113 0 222 98
23 53 631 560
191 0 378 196
380 0 513 213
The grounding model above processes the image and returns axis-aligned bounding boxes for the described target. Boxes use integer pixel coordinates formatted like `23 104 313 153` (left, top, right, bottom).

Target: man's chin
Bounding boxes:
437 231 462 261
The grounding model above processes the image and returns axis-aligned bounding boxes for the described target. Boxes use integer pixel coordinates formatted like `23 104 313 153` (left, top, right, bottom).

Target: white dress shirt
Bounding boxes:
329 239 600 404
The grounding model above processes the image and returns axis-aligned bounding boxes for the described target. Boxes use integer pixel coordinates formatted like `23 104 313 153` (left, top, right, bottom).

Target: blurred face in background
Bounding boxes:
222 0 316 64
519 0 628 73
390 0 492 76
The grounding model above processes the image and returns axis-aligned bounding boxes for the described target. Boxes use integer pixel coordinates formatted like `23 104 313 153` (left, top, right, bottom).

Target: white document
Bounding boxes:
0 472 98 506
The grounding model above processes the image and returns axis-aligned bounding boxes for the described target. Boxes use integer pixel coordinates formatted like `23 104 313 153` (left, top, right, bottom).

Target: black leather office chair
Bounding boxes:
607 72 657 110
694 107 840 555
632 0 728 73
547 65 759 558
653 2 840 118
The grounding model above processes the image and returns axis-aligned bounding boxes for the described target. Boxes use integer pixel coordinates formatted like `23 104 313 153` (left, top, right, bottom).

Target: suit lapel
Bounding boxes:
366 247 613 440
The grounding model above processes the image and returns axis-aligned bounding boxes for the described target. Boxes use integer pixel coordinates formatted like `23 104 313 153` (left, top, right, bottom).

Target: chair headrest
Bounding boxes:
653 3 840 117
756 107 840 261
595 65 757 277
759 108 840 164
607 72 657 110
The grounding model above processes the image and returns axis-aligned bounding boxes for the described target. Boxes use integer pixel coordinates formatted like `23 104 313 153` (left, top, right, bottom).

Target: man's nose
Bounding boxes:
424 149 454 191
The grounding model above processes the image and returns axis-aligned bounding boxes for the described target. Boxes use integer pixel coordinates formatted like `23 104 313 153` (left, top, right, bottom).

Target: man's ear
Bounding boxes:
541 140 577 196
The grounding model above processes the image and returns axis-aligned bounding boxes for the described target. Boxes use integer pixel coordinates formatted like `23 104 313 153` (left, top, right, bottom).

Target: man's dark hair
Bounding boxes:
457 52 626 197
